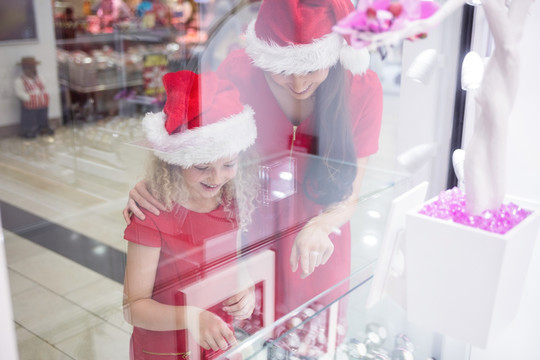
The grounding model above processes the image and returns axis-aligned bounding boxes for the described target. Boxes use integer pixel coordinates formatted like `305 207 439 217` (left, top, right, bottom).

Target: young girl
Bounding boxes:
123 70 258 360
125 0 383 326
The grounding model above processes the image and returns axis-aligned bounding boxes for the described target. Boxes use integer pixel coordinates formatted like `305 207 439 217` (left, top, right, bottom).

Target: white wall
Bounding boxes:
0 0 61 128
396 8 464 197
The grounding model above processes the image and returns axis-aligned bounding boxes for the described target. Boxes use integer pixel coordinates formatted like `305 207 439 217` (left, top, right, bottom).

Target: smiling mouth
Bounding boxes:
290 84 312 95
201 183 220 189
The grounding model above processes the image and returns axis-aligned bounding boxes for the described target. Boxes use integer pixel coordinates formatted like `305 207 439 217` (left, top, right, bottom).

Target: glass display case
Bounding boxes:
141 151 470 360
53 0 252 123
198 155 471 359
56 29 184 122
228 267 471 360
0 1 477 359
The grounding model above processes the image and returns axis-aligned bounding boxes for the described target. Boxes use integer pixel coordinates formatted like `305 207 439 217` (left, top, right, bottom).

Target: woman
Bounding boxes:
123 70 258 359
126 0 383 324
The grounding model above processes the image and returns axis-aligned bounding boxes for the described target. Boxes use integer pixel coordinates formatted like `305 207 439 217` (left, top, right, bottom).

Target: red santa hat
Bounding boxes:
142 70 256 167
245 0 370 75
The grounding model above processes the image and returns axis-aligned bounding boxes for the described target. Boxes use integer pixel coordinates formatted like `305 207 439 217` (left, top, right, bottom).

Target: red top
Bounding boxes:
217 49 383 159
217 49 383 320
124 203 239 360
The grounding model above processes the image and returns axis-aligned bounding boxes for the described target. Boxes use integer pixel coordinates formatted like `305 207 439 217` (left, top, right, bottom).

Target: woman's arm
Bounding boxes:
123 242 236 350
290 157 368 278
123 180 167 224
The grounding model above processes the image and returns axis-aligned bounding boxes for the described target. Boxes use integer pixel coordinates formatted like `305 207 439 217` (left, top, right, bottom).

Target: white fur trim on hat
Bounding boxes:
143 106 257 167
245 21 342 75
245 21 370 75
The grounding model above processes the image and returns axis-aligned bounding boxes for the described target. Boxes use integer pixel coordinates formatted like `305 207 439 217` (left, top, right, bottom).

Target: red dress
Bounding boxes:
124 204 239 360
217 50 383 320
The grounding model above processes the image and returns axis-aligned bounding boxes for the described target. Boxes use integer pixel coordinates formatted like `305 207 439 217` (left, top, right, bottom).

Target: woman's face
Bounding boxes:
265 69 330 101
182 155 239 201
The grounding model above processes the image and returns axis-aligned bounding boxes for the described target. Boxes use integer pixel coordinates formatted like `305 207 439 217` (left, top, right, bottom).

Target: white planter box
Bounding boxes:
405 197 540 348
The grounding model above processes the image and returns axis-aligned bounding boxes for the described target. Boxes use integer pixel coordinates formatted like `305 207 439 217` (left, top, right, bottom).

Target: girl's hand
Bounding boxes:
223 287 255 320
290 223 334 279
122 180 166 224
187 307 237 351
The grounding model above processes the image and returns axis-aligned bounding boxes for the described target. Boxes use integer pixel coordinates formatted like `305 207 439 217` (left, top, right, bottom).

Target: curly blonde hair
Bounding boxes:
145 150 259 230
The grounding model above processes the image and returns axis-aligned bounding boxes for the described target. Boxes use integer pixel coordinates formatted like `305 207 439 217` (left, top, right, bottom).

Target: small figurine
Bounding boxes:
13 57 54 139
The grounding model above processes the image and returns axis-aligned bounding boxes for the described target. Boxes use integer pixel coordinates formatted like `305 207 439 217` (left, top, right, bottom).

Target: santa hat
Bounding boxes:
245 0 370 75
142 70 257 167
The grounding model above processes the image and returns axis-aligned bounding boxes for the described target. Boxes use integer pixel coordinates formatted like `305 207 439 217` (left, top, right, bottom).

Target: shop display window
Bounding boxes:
0 1 475 360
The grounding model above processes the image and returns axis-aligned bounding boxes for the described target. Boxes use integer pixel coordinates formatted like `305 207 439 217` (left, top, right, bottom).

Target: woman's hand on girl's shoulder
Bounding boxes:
123 180 166 224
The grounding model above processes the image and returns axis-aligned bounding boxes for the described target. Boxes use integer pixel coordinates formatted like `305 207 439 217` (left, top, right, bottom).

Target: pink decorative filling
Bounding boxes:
419 187 532 234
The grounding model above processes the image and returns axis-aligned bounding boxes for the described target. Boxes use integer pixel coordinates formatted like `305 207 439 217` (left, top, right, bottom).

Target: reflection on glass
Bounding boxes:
259 156 297 205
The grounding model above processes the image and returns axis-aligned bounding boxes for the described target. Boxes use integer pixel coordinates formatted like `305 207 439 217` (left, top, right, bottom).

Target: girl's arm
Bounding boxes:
123 242 236 350
123 242 180 330
290 157 368 278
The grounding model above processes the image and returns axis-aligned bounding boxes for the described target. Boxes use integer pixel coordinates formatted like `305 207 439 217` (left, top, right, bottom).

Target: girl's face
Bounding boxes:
265 69 330 101
183 155 239 201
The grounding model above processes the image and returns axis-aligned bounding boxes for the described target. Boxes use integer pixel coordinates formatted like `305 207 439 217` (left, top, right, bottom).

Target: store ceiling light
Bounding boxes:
367 210 381 219
363 234 379 247
461 51 485 90
279 171 293 181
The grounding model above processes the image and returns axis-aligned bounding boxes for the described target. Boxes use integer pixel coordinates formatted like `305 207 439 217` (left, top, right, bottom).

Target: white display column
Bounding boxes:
0 215 18 360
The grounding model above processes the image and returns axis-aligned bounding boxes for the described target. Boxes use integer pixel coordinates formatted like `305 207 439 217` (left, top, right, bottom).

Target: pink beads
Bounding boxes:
419 187 532 234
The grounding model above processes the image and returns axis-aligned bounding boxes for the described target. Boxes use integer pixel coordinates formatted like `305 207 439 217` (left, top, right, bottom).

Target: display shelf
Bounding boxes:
56 29 180 122
59 78 144 94
55 29 174 49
